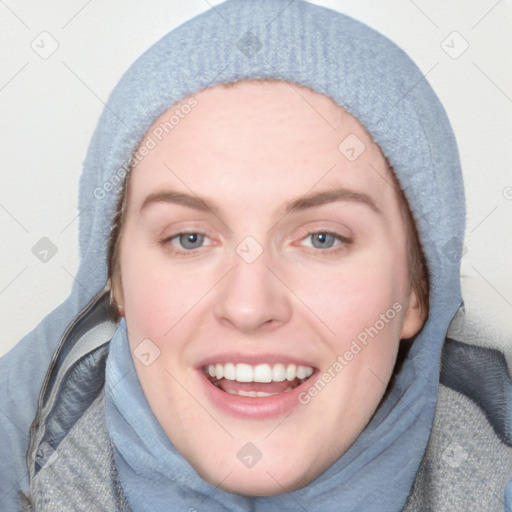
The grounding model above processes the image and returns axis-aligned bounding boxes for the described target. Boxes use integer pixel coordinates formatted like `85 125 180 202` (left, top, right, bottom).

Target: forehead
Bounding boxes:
127 80 398 215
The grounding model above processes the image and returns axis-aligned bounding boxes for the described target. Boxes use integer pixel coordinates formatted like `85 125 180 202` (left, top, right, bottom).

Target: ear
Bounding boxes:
400 289 425 339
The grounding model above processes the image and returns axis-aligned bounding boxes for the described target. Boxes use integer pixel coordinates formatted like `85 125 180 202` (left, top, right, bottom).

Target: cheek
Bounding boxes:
293 260 406 426
119 246 193 341
290 253 407 348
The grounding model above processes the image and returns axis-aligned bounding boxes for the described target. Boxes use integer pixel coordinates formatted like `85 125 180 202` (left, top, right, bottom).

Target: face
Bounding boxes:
113 80 424 496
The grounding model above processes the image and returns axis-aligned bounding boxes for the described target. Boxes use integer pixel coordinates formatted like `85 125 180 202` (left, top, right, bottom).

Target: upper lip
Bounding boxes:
196 353 318 370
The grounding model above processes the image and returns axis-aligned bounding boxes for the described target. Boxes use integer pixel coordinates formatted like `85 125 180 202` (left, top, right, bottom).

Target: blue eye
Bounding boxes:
161 230 350 257
177 233 205 250
302 231 351 254
161 232 210 256
309 232 336 249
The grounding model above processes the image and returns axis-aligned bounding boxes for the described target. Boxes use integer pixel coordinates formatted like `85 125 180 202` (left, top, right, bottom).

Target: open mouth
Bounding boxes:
203 362 316 397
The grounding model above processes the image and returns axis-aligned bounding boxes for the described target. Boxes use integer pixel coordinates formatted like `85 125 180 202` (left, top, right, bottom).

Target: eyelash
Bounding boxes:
160 230 352 257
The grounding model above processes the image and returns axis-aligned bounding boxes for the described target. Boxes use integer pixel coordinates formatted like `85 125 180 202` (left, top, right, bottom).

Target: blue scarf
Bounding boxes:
105 315 446 511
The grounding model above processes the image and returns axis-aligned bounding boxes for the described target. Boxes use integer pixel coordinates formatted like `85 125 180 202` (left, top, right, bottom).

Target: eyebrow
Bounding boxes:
140 190 222 215
284 188 382 216
139 187 382 216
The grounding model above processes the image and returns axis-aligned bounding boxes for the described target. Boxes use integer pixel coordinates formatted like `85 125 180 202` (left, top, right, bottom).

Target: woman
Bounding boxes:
1 0 511 510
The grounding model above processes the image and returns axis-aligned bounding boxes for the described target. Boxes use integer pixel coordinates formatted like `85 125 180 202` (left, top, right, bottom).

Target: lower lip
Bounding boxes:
199 371 315 419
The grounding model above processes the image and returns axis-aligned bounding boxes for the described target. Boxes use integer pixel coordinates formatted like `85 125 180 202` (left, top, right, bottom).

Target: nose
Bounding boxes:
213 247 293 334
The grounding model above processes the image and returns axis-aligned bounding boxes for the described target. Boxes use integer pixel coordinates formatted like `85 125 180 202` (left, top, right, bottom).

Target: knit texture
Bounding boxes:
405 385 512 511
20 392 129 512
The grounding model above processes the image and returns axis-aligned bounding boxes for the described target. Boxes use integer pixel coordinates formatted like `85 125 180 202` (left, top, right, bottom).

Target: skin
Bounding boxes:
111 80 424 496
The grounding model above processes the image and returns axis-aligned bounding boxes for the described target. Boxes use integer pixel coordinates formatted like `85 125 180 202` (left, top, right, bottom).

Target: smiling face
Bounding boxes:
111 80 425 495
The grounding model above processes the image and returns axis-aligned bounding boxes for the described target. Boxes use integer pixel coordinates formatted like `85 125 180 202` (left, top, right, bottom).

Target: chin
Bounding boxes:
199 461 314 497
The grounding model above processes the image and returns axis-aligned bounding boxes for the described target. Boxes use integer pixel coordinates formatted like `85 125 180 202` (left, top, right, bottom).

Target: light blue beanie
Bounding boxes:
6 0 467 510
79 0 465 311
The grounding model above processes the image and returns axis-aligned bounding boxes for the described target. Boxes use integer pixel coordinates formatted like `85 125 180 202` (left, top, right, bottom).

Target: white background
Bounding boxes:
0 0 511 357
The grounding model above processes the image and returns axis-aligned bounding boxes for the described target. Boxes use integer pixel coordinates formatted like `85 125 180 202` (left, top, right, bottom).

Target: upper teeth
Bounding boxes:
207 363 314 383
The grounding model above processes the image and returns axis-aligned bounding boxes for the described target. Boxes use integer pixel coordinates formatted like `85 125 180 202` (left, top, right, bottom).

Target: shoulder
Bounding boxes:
0 333 49 510
21 391 129 512
0 295 95 510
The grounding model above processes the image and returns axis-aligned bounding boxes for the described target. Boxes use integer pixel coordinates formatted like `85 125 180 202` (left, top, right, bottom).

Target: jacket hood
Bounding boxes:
67 0 464 510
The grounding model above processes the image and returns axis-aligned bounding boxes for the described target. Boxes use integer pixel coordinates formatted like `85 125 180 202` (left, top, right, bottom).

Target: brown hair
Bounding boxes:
107 172 129 321
387 159 430 321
